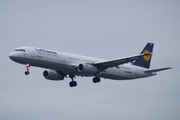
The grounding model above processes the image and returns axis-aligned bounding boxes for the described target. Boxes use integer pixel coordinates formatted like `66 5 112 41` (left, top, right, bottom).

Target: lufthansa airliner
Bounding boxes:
9 43 171 87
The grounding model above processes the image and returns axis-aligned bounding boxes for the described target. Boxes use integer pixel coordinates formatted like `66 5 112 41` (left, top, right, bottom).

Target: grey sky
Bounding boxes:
0 0 179 120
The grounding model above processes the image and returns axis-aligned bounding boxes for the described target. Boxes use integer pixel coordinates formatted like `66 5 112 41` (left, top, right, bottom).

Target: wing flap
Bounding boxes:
144 67 172 73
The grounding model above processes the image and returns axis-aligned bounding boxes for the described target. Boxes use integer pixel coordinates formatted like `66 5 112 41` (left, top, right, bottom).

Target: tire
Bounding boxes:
25 71 30 75
92 77 100 83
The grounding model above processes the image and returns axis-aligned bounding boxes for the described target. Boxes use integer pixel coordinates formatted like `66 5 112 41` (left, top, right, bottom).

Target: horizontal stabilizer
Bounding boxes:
144 67 172 73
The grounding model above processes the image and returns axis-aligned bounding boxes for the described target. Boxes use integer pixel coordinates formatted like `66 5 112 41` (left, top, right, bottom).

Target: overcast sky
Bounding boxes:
0 0 179 120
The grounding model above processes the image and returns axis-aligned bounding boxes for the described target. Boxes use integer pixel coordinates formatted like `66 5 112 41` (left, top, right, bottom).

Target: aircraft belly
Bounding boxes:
98 68 132 80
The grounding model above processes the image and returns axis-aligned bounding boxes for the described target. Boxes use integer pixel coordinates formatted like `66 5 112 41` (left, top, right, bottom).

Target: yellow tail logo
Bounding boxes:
143 50 151 61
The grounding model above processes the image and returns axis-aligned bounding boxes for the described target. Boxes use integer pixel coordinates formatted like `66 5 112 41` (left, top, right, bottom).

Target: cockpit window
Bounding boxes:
15 49 26 52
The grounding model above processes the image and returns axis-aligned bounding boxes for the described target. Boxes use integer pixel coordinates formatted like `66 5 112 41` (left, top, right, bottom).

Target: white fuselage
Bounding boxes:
9 46 156 80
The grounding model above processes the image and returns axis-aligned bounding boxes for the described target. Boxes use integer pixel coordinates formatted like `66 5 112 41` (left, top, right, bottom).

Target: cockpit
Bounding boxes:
15 49 26 52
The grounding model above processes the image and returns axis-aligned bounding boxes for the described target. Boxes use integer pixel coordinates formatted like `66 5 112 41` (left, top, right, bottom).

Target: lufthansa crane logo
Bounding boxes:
143 50 151 61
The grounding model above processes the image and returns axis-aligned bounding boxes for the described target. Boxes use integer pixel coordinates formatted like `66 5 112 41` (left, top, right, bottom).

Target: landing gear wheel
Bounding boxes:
93 77 101 83
73 81 77 87
69 81 73 87
69 81 77 87
25 71 30 75
93 78 96 83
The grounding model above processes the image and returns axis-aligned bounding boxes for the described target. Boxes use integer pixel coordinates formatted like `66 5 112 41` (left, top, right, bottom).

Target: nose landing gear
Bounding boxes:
25 63 30 75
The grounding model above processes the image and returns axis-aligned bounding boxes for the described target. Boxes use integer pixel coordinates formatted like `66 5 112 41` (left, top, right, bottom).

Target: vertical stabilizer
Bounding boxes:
132 43 154 69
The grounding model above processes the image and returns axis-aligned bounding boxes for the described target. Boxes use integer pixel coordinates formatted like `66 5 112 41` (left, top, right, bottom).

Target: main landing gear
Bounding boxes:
69 75 77 87
25 63 30 75
92 77 101 83
68 76 101 87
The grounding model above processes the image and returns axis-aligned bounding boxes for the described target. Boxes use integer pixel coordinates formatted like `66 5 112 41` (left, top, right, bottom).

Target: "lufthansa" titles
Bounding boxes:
35 48 57 55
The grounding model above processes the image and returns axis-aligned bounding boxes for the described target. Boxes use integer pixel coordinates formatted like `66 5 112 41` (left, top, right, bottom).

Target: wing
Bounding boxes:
94 53 149 71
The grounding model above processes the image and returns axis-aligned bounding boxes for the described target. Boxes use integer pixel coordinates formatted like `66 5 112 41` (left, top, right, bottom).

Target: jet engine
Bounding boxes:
43 70 64 80
77 64 98 75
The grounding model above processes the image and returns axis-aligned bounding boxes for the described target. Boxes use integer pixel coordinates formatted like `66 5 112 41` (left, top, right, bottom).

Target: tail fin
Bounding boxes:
132 43 154 69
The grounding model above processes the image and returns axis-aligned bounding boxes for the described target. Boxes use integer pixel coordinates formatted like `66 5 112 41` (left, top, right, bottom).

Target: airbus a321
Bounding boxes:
9 43 171 87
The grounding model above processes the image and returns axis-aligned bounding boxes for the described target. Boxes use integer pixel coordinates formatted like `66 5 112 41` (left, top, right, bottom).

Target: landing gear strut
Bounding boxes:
69 75 77 87
93 77 101 83
25 63 30 75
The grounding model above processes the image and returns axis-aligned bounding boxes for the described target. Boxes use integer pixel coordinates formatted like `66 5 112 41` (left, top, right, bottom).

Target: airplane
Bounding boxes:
9 43 171 87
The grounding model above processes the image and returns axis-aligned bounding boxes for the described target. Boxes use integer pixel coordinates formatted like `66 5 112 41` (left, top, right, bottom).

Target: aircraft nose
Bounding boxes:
9 52 16 60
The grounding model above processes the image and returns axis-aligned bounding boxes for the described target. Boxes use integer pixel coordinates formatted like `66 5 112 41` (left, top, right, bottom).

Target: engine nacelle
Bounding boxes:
77 64 98 76
43 70 64 80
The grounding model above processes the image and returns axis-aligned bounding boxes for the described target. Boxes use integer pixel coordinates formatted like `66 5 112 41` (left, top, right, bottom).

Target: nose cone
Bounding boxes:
9 52 16 61
9 51 23 64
